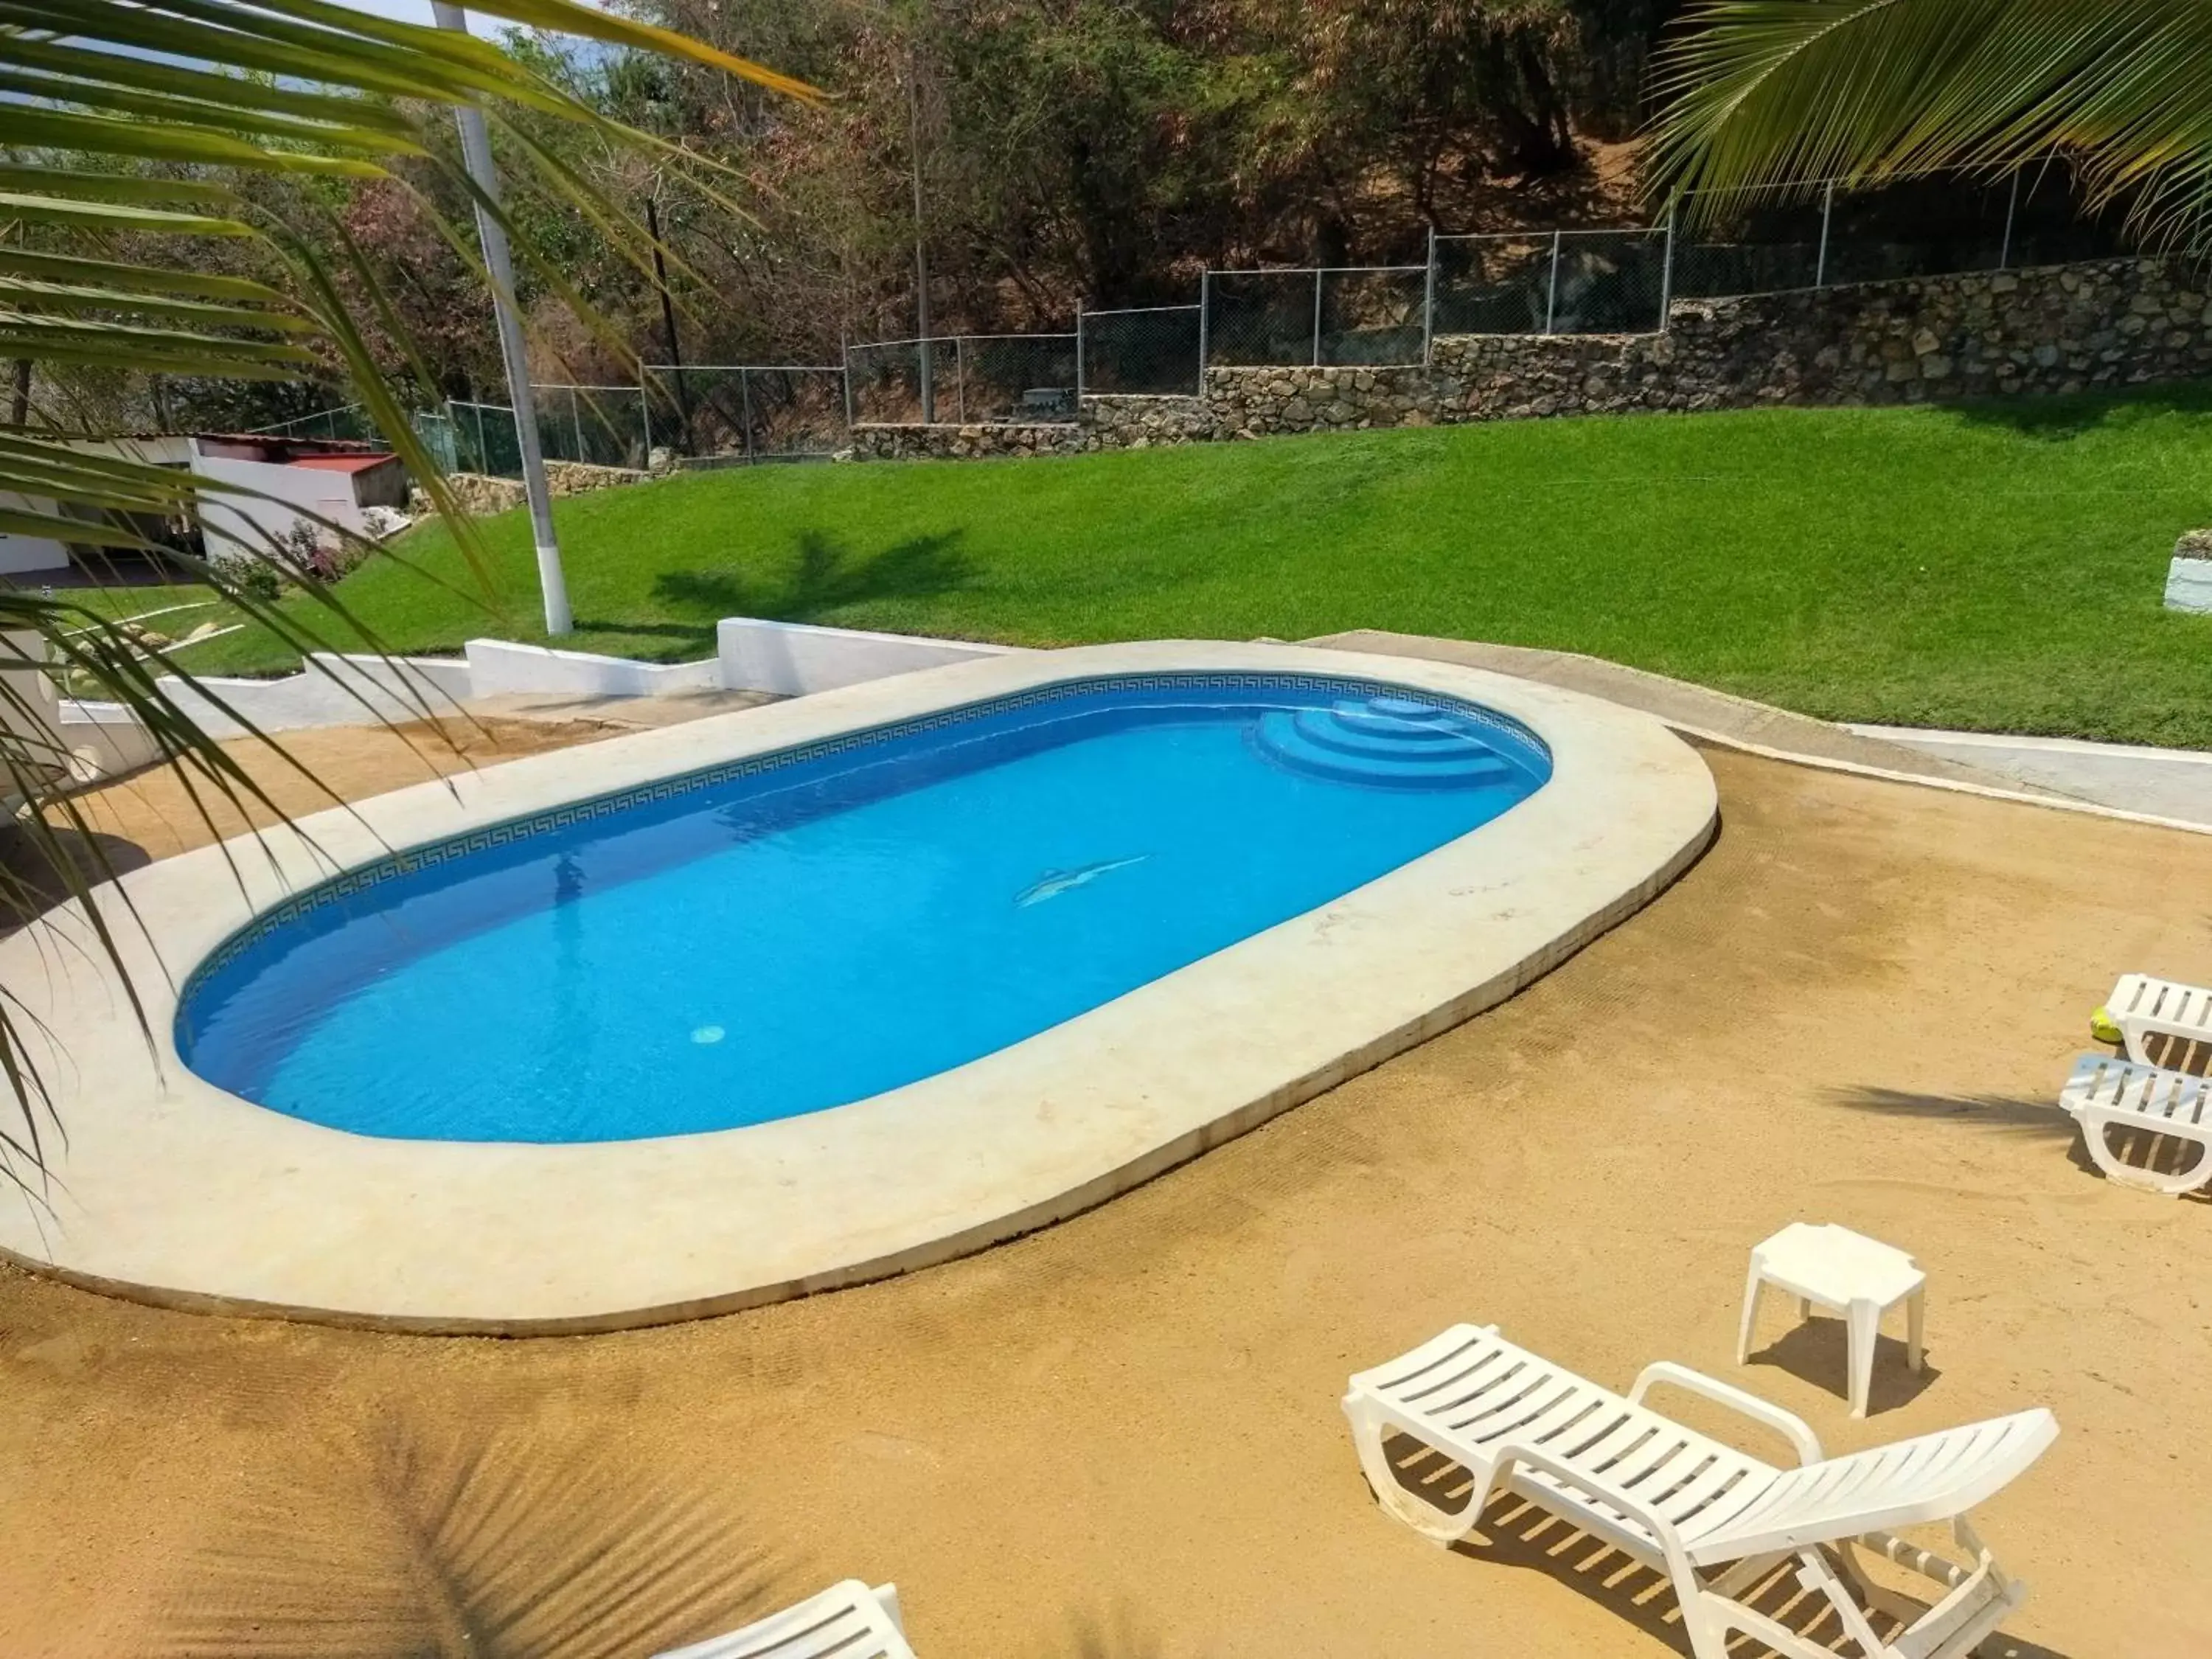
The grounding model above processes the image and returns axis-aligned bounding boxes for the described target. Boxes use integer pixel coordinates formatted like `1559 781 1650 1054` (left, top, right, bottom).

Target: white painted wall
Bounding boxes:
464 638 721 700
57 700 164 779
0 492 73 574
192 451 371 558
156 653 471 741
717 616 1019 696
37 619 1029 779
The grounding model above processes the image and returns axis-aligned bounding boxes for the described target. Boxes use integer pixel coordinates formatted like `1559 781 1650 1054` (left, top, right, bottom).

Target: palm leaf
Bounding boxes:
1650 0 2212 251
0 1 817 1195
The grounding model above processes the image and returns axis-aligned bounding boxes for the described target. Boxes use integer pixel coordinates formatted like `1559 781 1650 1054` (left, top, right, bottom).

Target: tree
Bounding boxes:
0 2 803 1191
1650 0 2212 251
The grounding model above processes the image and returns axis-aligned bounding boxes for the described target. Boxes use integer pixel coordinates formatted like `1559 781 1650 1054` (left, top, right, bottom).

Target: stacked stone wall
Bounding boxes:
847 257 2210 461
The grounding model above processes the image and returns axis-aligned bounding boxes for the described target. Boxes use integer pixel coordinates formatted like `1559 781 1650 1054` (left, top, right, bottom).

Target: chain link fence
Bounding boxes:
1669 165 2124 300
448 400 521 478
845 335 1079 424
1078 305 1202 395
525 383 651 470
1430 230 1668 335
246 403 377 442
645 365 848 462
1200 267 1430 367
337 167 2131 468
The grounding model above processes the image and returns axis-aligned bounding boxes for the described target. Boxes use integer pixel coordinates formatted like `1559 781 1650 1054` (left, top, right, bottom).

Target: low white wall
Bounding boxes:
717 616 1018 696
156 653 470 741
2166 557 2212 613
464 638 721 700
58 700 165 779
35 619 1025 783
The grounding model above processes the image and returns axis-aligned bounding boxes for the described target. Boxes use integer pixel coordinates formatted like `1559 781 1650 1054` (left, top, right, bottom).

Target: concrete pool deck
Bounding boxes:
0 642 1714 1330
3 740 2208 1657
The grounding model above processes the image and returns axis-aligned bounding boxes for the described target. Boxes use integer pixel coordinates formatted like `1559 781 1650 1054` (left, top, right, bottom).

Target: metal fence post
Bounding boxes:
1999 170 2020 269
954 337 966 424
1815 181 1834 288
1422 228 1437 364
1543 232 1562 334
1658 204 1676 330
638 365 653 462
841 338 855 433
1312 268 1324 366
568 386 584 464
740 366 756 464
1197 270 1211 382
1074 299 1085 403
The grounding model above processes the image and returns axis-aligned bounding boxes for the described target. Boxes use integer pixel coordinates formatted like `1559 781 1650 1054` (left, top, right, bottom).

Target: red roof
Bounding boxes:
289 453 399 473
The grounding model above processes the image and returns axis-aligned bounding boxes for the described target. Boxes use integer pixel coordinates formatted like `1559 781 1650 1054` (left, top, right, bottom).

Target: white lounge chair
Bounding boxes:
2061 1051 2212 1195
2104 973 2212 1064
652 1580 916 1659
1344 1324 2056 1659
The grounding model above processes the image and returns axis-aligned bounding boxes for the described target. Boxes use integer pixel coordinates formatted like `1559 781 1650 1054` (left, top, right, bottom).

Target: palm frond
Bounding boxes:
0 1 815 1193
1650 0 2212 251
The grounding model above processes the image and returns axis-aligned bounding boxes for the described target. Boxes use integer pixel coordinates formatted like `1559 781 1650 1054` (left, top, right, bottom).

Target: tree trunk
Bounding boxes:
7 358 27 427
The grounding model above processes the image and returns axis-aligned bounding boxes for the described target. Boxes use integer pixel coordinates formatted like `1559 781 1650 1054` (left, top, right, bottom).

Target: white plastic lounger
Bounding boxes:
2061 1051 2212 1195
2105 973 2212 1064
651 1580 915 1659
1344 1324 2056 1659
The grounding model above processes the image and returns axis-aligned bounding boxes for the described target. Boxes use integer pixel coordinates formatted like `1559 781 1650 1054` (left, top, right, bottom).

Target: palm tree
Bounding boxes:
1649 0 2212 251
0 4 806 1190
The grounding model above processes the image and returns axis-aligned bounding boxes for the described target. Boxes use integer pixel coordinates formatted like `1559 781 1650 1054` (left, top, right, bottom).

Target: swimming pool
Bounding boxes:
178 675 1550 1142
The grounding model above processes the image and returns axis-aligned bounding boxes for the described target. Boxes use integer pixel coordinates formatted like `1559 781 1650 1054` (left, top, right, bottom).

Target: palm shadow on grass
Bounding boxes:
156 1414 787 1659
640 529 976 647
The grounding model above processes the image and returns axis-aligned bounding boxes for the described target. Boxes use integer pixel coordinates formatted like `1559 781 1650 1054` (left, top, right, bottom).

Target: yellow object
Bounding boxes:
2090 1006 2123 1045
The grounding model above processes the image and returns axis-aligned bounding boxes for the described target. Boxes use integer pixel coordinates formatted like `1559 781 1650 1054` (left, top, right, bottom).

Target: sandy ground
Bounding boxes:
2 736 2210 1658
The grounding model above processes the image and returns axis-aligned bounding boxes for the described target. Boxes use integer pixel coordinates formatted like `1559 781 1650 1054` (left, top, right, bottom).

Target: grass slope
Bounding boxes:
188 386 2212 745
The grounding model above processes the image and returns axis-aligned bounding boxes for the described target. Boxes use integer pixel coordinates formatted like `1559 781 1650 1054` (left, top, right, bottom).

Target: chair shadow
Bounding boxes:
1743 1318 1942 1415
1371 1432 2078 1659
1824 1081 2212 1199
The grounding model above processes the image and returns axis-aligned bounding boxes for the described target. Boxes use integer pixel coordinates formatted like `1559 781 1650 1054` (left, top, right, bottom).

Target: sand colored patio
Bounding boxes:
2 729 2210 1657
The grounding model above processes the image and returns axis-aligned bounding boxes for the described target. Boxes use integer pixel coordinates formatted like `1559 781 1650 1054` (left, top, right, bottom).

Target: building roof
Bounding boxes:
288 453 401 474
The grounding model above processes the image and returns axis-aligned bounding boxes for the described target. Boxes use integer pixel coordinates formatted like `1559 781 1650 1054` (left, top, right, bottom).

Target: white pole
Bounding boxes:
432 2 571 636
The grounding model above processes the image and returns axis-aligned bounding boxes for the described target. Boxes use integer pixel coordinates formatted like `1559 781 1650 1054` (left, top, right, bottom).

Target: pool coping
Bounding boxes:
0 641 1716 1332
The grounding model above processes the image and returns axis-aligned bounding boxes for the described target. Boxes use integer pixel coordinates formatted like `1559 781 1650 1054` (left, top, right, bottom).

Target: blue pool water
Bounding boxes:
178 675 1550 1142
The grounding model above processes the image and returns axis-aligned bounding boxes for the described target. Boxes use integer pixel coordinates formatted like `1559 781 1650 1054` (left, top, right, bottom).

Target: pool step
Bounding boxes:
1252 698 1520 790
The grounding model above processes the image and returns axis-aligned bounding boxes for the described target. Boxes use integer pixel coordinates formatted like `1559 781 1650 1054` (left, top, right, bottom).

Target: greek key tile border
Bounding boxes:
181 671 1548 991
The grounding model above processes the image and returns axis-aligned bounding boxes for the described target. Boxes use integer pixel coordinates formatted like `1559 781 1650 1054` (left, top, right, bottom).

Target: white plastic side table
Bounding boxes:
1737 1222 1925 1418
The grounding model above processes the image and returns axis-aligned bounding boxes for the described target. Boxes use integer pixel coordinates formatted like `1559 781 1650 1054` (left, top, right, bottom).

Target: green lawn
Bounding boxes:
181 384 2212 745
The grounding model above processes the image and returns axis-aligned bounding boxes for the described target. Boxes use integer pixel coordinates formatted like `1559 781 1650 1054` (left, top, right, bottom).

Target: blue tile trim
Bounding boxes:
185 671 1547 983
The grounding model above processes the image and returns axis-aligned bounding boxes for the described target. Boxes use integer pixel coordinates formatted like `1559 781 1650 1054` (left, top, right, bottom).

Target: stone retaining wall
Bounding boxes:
411 459 650 515
852 256 2210 461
